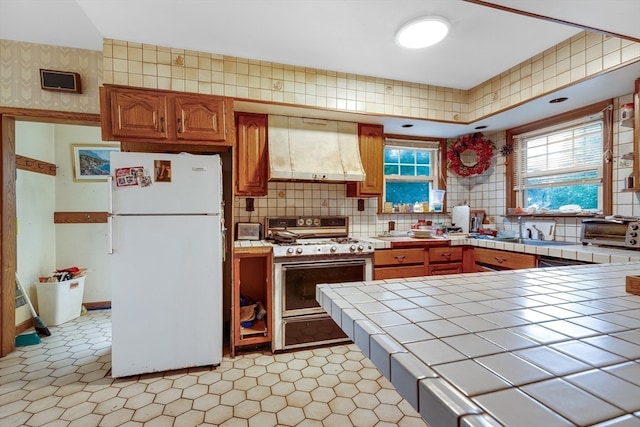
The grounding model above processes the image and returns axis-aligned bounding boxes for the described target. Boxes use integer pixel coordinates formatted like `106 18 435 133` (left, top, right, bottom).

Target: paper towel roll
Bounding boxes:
452 205 470 233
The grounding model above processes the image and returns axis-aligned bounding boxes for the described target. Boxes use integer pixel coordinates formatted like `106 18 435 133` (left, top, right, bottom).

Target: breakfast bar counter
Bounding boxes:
317 262 640 427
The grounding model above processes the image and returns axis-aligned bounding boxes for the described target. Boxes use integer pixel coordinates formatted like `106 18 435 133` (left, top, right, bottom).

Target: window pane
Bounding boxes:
384 164 399 175
526 170 599 186
416 151 431 164
399 150 415 163
400 165 415 176
525 184 599 210
385 181 431 205
384 149 399 163
416 166 430 175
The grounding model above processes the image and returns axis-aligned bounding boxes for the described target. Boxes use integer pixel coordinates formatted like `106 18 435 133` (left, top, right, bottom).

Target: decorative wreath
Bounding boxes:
446 133 496 177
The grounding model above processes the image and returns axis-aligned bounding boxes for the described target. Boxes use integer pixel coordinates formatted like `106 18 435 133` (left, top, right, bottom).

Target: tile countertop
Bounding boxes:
360 236 640 264
233 237 640 264
317 262 640 427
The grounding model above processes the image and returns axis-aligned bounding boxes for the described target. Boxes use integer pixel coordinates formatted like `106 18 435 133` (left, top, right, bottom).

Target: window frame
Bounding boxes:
505 100 613 216
379 135 447 213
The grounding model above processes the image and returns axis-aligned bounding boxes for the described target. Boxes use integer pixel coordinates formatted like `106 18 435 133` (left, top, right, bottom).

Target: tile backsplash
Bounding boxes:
234 182 449 237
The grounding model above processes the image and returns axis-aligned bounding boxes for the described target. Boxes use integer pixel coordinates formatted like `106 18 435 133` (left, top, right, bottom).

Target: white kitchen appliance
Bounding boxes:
452 205 470 234
109 152 223 378
266 216 373 351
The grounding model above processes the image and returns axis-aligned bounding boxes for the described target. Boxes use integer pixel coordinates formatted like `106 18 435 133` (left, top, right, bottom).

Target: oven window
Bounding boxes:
283 261 364 311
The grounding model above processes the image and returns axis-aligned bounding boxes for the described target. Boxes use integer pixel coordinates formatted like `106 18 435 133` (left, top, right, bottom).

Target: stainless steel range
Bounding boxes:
266 216 374 351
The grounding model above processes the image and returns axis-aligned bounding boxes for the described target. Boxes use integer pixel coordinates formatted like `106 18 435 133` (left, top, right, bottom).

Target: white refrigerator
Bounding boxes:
109 152 223 378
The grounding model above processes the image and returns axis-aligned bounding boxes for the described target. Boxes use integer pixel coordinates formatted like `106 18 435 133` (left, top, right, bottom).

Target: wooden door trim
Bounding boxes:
0 108 99 357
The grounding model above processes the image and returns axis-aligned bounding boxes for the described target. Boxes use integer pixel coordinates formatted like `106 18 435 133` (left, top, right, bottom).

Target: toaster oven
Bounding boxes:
580 218 639 249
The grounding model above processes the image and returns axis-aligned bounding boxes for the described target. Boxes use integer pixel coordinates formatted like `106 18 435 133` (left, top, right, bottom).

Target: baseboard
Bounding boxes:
84 301 111 310
15 318 33 334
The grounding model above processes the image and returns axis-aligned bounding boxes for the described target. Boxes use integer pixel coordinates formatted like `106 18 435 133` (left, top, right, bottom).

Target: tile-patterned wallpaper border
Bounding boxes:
102 33 640 127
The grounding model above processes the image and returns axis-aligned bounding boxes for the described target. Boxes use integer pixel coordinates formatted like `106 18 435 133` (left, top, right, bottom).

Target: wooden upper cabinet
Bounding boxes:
174 95 226 141
235 113 268 196
109 87 169 140
347 123 383 197
100 84 232 146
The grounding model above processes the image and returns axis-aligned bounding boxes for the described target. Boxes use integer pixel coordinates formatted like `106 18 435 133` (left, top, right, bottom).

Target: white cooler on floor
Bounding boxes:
36 276 85 326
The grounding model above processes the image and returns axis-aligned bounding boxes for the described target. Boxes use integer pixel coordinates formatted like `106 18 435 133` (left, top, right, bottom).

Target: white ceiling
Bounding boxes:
1 0 639 137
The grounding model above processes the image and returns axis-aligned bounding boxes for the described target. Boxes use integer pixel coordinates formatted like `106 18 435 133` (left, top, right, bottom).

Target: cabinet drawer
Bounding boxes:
429 263 463 276
474 248 536 270
429 247 463 263
374 248 424 266
374 265 426 280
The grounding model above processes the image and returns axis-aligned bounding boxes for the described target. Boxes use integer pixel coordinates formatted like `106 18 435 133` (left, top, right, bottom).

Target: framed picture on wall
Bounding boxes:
71 144 119 182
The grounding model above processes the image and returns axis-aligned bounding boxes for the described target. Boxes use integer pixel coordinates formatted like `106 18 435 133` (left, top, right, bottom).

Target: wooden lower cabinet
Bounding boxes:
427 246 463 275
474 247 537 271
373 248 426 279
232 248 272 355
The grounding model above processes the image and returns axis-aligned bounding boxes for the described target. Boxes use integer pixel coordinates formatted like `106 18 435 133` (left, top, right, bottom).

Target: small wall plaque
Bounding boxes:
40 69 82 93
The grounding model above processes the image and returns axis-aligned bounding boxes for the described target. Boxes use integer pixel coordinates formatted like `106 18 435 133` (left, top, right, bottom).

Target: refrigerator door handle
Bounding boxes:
107 176 113 215
107 216 114 254
221 218 227 262
107 175 114 254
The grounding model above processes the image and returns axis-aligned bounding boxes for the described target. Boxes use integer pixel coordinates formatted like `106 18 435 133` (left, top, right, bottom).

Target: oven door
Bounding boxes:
282 314 348 349
281 260 367 317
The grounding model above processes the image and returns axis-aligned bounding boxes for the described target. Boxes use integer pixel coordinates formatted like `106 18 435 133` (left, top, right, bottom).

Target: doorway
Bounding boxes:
1 109 101 356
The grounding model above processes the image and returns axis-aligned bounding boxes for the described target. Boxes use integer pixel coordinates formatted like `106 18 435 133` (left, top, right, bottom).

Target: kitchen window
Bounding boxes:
506 100 613 214
383 139 442 208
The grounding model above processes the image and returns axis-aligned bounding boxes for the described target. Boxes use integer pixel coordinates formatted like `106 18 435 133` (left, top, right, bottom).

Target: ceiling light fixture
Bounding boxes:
396 16 450 49
549 97 568 103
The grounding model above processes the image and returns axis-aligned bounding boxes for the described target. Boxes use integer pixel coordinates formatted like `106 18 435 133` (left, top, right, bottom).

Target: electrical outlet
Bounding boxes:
245 197 254 212
357 199 365 211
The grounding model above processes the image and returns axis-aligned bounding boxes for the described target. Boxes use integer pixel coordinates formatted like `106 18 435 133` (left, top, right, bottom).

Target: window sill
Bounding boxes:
504 213 600 218
377 211 446 215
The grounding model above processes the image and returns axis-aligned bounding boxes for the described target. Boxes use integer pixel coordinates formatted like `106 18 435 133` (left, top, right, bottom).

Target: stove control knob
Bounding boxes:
305 218 313 226
349 245 357 252
630 223 639 230
357 244 364 252
286 248 294 255
296 247 304 254
297 218 305 226
630 232 638 238
629 239 637 246
330 246 337 253
313 218 321 226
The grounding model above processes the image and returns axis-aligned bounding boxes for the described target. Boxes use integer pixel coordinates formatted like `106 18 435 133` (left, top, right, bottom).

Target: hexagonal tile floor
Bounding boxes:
1 310 429 426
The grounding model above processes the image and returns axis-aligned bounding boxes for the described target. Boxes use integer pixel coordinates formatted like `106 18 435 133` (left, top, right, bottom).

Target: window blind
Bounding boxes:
513 113 604 191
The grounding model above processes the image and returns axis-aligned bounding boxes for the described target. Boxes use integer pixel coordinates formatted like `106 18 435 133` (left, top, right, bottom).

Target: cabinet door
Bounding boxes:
474 247 537 270
110 88 169 140
347 123 383 197
429 247 463 263
175 95 227 141
235 113 268 196
373 248 424 266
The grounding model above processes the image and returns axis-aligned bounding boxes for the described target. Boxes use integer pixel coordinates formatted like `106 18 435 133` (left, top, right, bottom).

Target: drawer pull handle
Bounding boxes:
159 116 165 133
494 256 507 263
441 252 452 258
394 255 406 263
177 117 183 133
